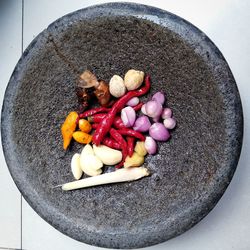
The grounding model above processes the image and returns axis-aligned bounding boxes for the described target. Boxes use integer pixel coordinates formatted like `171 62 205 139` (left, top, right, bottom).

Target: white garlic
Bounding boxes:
71 153 83 180
109 75 126 98
93 145 122 165
83 165 102 177
80 154 103 176
124 69 145 90
81 144 94 156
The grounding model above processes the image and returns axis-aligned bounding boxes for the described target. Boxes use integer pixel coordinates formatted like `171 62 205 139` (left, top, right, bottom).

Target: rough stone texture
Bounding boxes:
1 3 243 249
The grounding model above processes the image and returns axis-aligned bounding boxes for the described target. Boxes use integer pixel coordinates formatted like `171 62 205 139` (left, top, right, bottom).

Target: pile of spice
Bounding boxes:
60 69 176 190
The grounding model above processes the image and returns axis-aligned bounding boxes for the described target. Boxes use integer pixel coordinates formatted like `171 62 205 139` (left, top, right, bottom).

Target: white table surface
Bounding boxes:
0 1 249 249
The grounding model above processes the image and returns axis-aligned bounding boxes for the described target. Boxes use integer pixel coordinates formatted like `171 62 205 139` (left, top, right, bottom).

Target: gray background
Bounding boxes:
0 1 249 249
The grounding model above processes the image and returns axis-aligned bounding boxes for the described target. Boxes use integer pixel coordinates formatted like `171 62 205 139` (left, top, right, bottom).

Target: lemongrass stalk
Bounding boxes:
62 167 150 191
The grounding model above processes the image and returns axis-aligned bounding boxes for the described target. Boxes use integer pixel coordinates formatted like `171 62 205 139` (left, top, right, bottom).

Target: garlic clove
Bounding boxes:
83 166 102 177
71 153 83 180
93 144 122 165
124 152 144 168
81 144 94 156
80 154 103 171
134 141 147 157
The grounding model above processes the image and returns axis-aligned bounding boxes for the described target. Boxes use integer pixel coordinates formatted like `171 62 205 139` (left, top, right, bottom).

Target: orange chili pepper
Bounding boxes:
78 119 92 133
61 111 78 150
73 131 92 144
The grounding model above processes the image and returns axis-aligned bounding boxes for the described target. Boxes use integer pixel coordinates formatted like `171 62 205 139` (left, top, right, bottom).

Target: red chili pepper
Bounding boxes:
79 107 110 119
127 136 135 157
87 113 106 123
91 123 99 129
76 107 110 124
91 110 117 146
87 102 144 127
113 116 126 129
117 128 145 141
115 161 124 169
88 104 143 125
102 137 121 150
106 99 116 107
90 124 122 150
92 75 151 145
88 115 126 129
90 116 125 129
133 102 144 112
110 128 128 169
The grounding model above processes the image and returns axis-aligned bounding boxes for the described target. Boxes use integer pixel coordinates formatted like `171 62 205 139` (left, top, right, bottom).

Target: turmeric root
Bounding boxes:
61 111 78 150
73 131 92 144
78 119 92 133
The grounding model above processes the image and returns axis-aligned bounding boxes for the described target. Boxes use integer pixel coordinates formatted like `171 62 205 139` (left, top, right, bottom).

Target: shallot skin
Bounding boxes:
121 106 136 127
145 136 157 154
133 115 151 132
163 117 176 129
149 123 170 141
141 104 147 115
145 100 162 118
161 108 172 119
126 97 140 107
152 91 165 105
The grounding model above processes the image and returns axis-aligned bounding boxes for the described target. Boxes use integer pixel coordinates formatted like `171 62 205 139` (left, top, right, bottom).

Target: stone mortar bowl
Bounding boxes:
1 2 243 249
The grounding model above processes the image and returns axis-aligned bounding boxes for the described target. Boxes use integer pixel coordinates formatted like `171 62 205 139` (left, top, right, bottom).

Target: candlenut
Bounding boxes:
124 69 145 91
109 75 126 98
